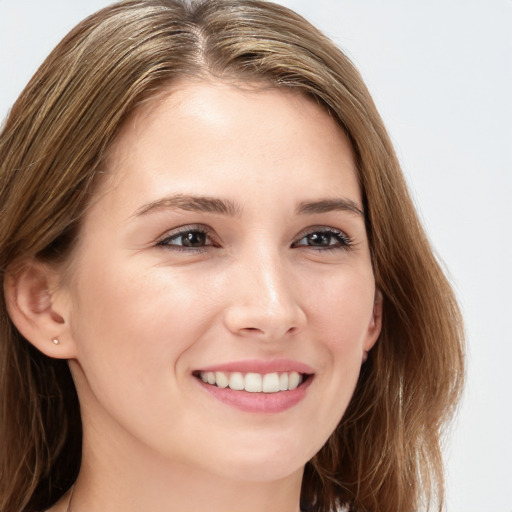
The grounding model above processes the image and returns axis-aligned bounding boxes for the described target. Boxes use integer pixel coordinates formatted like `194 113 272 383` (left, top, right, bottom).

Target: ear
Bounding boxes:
4 259 76 359
363 289 383 353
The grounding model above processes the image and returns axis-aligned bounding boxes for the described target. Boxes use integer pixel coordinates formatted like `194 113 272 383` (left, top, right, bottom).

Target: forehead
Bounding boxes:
97 80 360 215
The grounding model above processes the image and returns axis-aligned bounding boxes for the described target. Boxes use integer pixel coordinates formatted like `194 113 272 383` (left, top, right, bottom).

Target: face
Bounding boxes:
60 81 381 482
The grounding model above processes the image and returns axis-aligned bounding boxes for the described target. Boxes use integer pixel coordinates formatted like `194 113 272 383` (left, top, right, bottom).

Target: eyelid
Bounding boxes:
154 224 353 252
292 225 353 250
156 224 218 248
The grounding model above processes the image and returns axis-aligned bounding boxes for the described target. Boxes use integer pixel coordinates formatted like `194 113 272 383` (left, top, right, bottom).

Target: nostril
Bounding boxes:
240 327 263 334
223 302 306 339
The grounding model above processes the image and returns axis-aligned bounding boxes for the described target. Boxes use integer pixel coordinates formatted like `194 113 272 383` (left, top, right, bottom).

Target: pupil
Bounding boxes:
307 232 330 246
183 232 206 247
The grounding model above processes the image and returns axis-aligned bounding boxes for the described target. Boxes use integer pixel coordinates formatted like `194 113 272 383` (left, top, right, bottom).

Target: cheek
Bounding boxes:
66 258 222 455
67 257 216 397
303 269 375 427
306 266 376 349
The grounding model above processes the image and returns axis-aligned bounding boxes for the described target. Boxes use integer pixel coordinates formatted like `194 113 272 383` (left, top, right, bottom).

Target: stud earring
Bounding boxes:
362 351 368 363
52 338 60 345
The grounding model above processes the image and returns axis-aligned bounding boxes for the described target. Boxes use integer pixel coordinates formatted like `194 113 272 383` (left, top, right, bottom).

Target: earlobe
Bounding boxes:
4 259 75 359
364 289 383 353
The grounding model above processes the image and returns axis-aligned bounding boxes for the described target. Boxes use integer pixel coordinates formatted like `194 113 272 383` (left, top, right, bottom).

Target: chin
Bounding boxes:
214 456 305 483
200 435 314 483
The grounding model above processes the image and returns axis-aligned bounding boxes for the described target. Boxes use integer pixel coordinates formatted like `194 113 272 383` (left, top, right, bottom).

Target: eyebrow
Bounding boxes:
296 198 364 217
134 194 364 218
134 193 242 218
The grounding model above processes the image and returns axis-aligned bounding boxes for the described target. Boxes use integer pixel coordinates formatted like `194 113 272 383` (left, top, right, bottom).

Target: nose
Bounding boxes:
222 251 307 341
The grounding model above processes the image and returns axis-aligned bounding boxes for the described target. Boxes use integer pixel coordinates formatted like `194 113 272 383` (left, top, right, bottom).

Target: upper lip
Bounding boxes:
195 358 315 375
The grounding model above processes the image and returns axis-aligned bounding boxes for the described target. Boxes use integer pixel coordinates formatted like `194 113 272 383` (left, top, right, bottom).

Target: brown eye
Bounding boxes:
157 228 213 249
180 231 207 247
293 229 352 250
306 232 332 246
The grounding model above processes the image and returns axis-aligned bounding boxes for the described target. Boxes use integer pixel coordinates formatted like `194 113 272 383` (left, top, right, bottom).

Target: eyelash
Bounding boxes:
292 227 353 252
156 225 216 253
156 225 353 253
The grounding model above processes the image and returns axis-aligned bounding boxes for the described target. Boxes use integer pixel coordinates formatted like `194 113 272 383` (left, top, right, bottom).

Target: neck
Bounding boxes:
68 420 303 512
71 458 303 512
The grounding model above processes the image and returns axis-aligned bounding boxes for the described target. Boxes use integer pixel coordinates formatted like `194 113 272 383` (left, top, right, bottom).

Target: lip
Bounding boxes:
196 358 315 374
193 358 315 414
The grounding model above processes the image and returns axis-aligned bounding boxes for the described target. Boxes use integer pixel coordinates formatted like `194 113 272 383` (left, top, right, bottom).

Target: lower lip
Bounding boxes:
195 376 313 413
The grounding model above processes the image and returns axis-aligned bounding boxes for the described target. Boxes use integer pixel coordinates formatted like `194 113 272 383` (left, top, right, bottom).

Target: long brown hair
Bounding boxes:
0 1 464 511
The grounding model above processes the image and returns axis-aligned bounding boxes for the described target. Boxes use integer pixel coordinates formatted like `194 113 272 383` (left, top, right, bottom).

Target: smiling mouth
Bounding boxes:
193 370 312 393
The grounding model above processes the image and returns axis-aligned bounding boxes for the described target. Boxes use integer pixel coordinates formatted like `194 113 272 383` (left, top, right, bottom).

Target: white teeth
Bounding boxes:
262 373 280 393
245 373 262 392
279 372 289 391
198 370 306 393
288 371 301 390
229 372 244 391
215 371 229 388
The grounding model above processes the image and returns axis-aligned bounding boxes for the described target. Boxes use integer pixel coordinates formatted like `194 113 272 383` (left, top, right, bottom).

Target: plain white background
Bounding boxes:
1 1 511 511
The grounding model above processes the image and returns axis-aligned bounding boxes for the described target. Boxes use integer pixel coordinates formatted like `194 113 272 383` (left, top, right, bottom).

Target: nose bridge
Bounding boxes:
251 248 289 312
224 244 305 338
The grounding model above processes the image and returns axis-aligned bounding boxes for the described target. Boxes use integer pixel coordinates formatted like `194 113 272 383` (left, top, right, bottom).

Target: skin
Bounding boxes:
12 80 382 512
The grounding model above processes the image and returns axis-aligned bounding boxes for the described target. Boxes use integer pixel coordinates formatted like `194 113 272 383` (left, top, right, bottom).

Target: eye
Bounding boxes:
156 226 217 250
292 228 353 251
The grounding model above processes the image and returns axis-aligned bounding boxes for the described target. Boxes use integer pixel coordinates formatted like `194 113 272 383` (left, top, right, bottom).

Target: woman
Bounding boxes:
0 1 464 511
